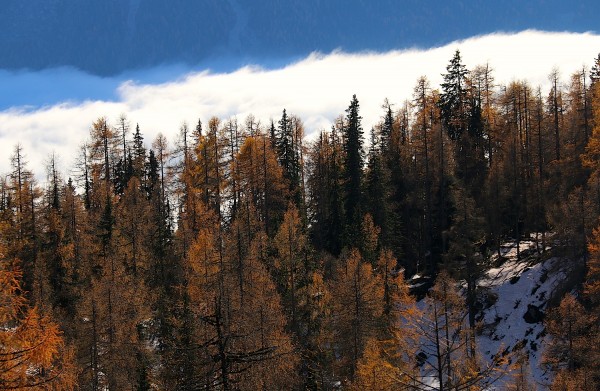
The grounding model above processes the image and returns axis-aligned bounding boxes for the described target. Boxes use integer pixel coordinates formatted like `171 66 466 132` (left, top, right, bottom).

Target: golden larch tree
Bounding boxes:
1 236 76 390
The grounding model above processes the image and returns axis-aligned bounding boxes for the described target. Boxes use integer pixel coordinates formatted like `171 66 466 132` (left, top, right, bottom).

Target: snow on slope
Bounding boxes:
410 238 579 389
476 239 576 388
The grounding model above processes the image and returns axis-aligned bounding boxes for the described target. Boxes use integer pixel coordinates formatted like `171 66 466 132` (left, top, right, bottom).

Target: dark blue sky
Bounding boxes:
0 0 597 76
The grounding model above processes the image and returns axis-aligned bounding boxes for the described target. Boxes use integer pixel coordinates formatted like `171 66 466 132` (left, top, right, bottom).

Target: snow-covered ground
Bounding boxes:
410 237 579 389
478 240 569 388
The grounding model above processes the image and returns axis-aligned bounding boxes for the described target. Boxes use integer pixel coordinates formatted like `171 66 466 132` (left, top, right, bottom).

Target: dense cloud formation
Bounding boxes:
1 31 599 178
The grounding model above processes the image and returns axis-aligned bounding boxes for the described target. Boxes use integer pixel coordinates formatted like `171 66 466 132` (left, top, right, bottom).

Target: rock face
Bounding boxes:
523 304 545 324
0 0 597 75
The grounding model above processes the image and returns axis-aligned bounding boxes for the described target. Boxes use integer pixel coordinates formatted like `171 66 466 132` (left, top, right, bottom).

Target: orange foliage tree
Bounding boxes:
1 240 76 390
330 248 384 381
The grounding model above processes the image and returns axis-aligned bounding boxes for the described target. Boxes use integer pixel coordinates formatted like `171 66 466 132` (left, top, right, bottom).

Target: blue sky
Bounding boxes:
2 30 599 179
1 0 599 178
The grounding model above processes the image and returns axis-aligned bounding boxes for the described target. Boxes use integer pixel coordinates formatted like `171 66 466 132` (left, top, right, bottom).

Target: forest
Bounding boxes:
1 50 600 390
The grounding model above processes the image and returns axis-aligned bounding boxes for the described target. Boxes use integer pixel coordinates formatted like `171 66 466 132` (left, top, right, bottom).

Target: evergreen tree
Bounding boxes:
342 95 364 247
364 124 389 256
439 50 469 141
440 50 488 200
275 109 303 208
306 127 345 256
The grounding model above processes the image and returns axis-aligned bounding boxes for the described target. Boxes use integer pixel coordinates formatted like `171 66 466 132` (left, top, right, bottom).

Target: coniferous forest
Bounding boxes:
3 51 600 390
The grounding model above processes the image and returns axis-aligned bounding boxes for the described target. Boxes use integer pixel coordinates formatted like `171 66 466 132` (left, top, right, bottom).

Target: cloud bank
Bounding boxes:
1 30 599 180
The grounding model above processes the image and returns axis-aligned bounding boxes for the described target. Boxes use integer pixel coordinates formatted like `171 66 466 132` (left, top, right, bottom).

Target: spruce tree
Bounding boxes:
439 50 469 141
342 95 364 247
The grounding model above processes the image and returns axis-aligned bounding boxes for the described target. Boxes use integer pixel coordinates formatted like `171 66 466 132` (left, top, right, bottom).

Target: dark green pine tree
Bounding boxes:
591 53 600 83
145 150 160 200
276 109 292 171
135 350 151 391
113 153 133 196
329 126 346 256
439 50 469 141
379 105 405 264
369 104 399 253
269 119 277 152
193 119 203 146
365 128 388 251
308 127 346 256
144 147 179 374
343 95 364 247
276 109 302 206
38 157 71 310
440 50 487 201
132 124 146 178
380 103 394 152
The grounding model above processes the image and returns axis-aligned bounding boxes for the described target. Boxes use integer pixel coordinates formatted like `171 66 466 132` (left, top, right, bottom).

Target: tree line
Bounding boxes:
2 50 600 390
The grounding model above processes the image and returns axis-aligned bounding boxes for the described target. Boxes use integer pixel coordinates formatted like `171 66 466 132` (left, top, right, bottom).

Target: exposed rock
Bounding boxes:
523 304 545 324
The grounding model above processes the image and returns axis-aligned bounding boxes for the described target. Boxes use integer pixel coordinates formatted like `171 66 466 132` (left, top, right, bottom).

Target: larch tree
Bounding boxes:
274 204 309 335
543 294 594 374
586 223 600 307
350 338 402 391
351 250 418 390
413 77 435 265
550 369 597 391
407 271 507 391
185 215 300 390
89 117 118 187
506 354 535 391
6 144 39 295
330 248 384 381
225 231 300 390
177 200 222 389
544 294 598 390
75 191 152 391
0 235 76 390
234 132 288 237
359 213 380 267
191 117 225 219
548 68 564 162
297 269 334 389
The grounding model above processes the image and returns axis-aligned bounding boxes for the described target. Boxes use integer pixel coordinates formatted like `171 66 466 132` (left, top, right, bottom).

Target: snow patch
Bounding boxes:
477 239 571 388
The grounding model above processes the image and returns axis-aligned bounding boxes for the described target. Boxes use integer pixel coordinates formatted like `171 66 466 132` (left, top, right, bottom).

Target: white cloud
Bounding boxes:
1 30 599 181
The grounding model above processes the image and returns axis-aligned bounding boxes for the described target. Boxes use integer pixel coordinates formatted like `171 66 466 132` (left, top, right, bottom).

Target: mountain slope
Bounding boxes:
475 240 582 387
410 238 584 388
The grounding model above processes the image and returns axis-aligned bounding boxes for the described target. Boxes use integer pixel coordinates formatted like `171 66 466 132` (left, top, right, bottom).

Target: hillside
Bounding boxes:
410 238 585 388
1 46 600 390
476 240 582 387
